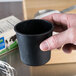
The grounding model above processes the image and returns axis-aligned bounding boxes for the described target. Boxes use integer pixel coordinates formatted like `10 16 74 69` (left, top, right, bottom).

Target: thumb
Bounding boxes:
40 30 71 51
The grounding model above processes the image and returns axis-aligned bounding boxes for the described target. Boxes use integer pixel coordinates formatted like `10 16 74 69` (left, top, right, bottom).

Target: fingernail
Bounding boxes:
63 50 72 53
40 41 49 51
73 41 76 45
63 48 72 53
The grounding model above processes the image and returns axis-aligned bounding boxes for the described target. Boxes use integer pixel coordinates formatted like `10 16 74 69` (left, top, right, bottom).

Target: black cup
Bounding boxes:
14 19 53 66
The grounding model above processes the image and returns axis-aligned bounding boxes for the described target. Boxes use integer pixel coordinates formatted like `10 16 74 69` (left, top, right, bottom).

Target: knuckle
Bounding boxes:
69 28 76 43
47 36 57 49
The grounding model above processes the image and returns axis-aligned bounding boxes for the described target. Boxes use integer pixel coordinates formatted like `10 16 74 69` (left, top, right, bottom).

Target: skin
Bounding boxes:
40 13 76 53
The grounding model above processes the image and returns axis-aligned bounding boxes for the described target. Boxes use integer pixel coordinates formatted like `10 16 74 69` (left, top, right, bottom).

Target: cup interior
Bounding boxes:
14 19 53 35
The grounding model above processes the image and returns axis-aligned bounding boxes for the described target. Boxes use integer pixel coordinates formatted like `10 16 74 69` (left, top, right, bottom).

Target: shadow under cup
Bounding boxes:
14 19 53 66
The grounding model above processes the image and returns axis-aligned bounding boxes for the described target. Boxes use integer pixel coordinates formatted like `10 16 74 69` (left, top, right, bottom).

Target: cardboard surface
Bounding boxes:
23 0 76 19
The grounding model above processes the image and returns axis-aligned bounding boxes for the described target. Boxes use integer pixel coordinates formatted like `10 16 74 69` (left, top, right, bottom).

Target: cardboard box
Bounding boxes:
0 16 21 56
23 0 76 19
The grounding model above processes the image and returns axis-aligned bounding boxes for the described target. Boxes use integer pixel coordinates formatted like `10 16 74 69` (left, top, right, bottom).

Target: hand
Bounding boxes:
40 13 76 53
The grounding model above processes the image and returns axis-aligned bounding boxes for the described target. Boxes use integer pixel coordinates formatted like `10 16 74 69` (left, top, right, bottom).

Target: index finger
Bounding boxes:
41 13 69 27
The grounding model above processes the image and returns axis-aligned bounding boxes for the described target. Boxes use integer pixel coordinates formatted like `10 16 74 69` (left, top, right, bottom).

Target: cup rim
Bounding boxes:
14 19 54 36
